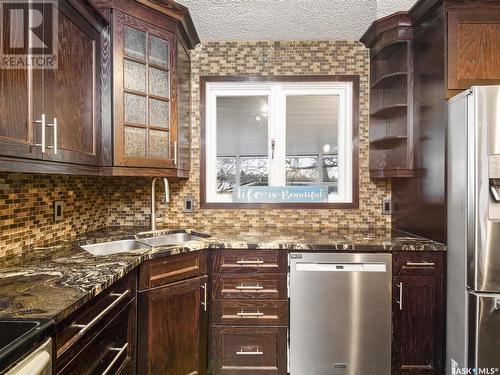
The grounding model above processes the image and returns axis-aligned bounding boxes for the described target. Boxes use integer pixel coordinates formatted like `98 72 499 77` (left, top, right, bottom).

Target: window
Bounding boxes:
201 77 359 207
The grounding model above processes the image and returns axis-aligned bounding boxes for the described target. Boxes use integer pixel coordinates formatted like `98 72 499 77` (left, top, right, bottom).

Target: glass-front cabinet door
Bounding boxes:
113 11 176 168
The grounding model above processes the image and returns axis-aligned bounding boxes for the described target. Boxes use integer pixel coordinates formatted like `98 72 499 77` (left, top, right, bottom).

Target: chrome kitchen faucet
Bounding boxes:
151 177 170 231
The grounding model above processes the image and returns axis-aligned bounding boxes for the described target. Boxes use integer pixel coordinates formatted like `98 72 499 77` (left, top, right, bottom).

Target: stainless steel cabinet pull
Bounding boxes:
46 117 57 154
72 290 130 335
201 283 207 312
102 343 128 375
236 349 263 356
236 259 264 265
399 282 403 310
405 262 435 267
173 141 177 164
33 114 46 153
271 139 276 159
236 310 264 317
236 284 263 290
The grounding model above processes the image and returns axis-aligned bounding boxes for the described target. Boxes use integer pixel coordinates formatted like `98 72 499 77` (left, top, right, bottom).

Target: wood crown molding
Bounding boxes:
134 0 200 49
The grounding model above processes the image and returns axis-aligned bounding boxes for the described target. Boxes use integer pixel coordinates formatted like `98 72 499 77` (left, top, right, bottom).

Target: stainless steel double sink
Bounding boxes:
81 233 207 256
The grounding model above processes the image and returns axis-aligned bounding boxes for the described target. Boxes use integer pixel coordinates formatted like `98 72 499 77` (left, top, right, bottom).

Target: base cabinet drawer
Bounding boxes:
213 274 287 300
212 326 287 375
212 250 287 274
57 301 135 375
393 251 445 276
212 300 288 326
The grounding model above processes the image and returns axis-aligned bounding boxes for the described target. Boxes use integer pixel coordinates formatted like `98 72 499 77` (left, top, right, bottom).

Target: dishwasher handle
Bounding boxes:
295 262 387 272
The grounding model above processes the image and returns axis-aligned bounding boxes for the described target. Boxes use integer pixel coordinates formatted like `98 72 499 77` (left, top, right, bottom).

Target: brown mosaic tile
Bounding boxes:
0 41 391 260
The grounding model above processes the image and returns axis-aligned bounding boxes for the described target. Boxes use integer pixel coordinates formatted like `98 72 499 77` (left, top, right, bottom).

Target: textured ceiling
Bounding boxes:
176 0 418 42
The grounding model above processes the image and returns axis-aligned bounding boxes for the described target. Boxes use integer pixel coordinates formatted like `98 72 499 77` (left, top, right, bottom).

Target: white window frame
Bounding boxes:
205 81 353 204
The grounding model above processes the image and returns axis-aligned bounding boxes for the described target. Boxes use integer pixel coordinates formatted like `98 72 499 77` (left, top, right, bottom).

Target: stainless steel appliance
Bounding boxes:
0 319 53 375
4 339 52 375
289 252 392 375
447 86 500 373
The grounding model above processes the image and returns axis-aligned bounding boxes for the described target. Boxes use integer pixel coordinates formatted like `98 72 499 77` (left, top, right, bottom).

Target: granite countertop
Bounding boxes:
0 226 446 323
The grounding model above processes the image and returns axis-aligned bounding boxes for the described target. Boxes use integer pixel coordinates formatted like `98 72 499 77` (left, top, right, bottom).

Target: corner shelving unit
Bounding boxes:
361 12 415 179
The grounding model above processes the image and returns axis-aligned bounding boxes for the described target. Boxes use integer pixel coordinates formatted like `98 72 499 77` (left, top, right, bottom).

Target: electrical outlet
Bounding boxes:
183 197 194 213
382 197 392 215
54 201 64 221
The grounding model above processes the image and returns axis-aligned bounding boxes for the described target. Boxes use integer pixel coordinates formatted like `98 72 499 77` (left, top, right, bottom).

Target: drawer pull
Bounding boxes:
102 343 128 375
236 349 263 356
236 284 263 290
72 290 130 335
236 310 264 317
236 259 264 265
404 262 435 267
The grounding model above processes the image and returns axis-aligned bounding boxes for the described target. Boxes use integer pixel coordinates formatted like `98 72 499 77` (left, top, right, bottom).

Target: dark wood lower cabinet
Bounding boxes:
53 249 446 375
138 275 208 375
55 270 138 375
392 252 445 375
211 326 287 375
58 302 135 375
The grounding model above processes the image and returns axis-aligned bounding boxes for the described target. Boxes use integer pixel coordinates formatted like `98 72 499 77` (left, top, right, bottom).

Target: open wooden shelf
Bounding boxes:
362 11 415 179
372 41 408 61
370 168 414 179
370 135 407 149
371 72 407 89
370 104 407 118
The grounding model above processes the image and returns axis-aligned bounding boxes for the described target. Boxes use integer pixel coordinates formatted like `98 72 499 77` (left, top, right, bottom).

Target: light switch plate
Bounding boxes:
382 197 392 215
54 201 64 221
183 197 194 213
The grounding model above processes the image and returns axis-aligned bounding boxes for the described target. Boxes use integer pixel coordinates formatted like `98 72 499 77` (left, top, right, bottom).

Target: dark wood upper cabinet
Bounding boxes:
95 0 198 176
447 10 500 92
361 0 500 180
112 10 176 169
361 12 415 179
0 0 106 166
0 0 198 177
42 1 104 166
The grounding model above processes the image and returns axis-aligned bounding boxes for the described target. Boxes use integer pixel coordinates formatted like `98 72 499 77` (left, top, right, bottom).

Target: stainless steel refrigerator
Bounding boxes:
447 86 500 374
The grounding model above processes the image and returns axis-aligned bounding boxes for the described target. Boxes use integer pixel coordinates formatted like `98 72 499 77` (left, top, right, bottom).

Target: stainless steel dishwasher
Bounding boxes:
289 252 392 375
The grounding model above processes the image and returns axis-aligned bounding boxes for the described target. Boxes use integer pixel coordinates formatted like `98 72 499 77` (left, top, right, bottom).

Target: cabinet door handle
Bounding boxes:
236 349 263 356
236 310 264 317
47 117 57 154
398 282 403 310
201 282 207 312
173 141 177 165
72 290 130 335
102 343 128 375
405 262 435 267
236 284 263 290
33 114 46 153
236 259 264 265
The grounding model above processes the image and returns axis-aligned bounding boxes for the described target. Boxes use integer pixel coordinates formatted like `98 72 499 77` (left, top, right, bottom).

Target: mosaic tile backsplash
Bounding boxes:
0 41 391 259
